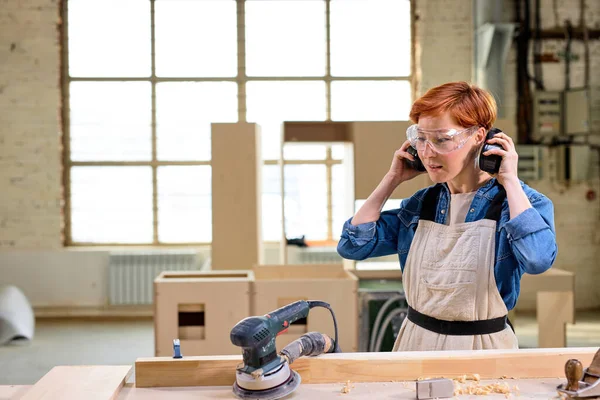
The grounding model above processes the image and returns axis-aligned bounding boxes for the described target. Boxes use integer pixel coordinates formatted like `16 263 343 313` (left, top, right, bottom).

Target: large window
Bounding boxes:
63 0 413 245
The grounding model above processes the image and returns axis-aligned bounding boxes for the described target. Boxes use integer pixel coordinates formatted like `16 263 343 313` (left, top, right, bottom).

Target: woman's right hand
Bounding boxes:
386 140 425 186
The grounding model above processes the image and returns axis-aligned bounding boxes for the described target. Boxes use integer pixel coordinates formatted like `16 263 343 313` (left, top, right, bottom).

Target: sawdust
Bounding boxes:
453 381 514 398
454 374 481 383
451 377 524 398
340 380 355 394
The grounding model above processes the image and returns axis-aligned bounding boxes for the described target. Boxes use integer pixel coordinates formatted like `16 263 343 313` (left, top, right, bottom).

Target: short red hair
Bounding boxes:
409 81 497 130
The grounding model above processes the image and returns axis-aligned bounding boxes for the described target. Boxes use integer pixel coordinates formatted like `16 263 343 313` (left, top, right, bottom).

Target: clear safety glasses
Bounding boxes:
406 124 479 154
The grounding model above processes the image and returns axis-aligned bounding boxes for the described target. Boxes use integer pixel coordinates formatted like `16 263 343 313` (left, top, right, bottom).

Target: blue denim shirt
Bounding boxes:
337 178 557 311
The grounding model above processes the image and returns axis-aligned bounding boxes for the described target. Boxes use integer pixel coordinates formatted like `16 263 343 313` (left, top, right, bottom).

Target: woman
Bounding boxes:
337 81 557 351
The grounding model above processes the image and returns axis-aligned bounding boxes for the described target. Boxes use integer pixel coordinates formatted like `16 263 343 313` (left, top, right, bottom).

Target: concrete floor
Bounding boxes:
1 311 599 385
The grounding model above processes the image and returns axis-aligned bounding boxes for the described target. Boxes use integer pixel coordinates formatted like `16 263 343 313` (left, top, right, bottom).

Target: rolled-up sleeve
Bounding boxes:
336 209 401 261
505 195 557 274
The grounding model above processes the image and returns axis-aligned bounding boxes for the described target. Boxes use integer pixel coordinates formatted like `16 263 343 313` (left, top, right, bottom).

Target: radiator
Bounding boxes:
108 250 199 306
296 247 343 264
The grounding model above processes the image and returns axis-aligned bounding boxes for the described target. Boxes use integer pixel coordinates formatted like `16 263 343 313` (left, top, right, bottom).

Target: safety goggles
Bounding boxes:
406 124 479 154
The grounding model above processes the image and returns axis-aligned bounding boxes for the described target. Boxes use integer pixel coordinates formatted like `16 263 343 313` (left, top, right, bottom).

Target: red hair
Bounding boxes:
409 81 497 130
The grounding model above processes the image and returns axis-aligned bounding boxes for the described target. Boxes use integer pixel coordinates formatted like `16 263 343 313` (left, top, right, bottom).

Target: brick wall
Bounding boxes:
0 0 63 248
414 0 473 95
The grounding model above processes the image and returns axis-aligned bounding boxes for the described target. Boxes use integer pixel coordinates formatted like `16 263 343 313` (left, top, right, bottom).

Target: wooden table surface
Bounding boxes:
1 378 567 399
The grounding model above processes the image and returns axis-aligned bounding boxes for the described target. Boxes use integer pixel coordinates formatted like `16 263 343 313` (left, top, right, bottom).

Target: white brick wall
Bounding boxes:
414 0 473 95
0 0 62 248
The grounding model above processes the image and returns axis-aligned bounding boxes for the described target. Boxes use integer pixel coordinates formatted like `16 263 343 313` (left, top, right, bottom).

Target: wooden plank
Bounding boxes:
211 123 262 270
134 347 596 388
538 291 575 348
21 366 131 400
521 268 575 293
351 269 402 280
283 121 351 142
118 379 566 399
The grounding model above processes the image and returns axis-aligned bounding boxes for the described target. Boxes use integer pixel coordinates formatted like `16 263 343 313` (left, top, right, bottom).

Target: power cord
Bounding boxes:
307 300 340 353
369 294 404 352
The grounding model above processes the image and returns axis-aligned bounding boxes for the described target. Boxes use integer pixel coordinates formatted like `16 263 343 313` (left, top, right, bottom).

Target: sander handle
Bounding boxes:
280 332 336 365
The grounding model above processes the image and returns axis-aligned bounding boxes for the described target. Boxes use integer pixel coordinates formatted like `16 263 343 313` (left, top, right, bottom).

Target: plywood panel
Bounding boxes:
252 264 358 352
211 123 262 270
350 121 431 200
283 121 351 142
134 347 597 388
153 271 253 356
21 366 131 400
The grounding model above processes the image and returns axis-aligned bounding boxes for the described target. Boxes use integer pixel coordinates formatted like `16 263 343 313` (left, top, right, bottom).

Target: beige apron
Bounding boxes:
392 184 518 351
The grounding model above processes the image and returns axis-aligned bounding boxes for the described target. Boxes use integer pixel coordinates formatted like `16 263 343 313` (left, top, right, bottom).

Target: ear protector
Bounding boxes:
405 127 504 174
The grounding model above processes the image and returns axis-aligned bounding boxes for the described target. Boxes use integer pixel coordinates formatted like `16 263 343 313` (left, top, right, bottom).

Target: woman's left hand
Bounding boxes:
483 131 519 185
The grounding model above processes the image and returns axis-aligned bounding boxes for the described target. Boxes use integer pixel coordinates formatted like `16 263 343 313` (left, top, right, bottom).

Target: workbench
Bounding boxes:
0 379 570 399
1 347 596 399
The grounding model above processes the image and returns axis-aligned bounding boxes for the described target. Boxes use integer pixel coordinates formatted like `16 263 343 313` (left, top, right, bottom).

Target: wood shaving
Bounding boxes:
453 381 513 396
454 374 481 383
340 380 355 394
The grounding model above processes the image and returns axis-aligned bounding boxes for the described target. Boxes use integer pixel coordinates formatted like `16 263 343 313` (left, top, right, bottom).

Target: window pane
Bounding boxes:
155 1 237 77
156 82 238 161
245 0 326 76
70 82 151 161
330 0 411 76
284 165 327 240
331 80 411 121
247 81 326 159
70 167 153 243
332 164 349 240
262 165 282 242
158 166 211 243
68 0 150 77
284 144 327 160
332 144 349 160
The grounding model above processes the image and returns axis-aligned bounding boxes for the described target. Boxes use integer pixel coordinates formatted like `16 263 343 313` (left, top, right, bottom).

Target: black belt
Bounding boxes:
407 306 509 336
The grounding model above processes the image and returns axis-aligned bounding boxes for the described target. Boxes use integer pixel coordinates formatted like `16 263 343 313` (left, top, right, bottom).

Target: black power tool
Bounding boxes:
230 300 340 400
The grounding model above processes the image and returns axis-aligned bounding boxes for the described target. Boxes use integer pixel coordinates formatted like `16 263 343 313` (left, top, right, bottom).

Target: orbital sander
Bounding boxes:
230 300 340 400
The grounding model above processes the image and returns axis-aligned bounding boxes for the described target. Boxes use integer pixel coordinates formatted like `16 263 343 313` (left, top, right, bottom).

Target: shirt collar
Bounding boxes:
439 177 499 200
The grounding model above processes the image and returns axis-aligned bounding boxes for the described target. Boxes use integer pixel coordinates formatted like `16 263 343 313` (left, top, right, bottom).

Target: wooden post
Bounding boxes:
211 123 263 270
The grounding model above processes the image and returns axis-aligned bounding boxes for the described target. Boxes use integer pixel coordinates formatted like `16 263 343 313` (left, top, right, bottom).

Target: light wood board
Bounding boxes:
211 123 262 270
135 347 596 388
20 365 131 400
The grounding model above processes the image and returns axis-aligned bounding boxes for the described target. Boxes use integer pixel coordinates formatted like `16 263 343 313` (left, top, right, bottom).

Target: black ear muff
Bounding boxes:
479 128 503 174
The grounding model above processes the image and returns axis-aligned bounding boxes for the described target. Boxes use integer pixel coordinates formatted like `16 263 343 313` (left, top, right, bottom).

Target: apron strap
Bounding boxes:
483 183 506 222
420 182 506 222
419 184 443 221
407 306 508 336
